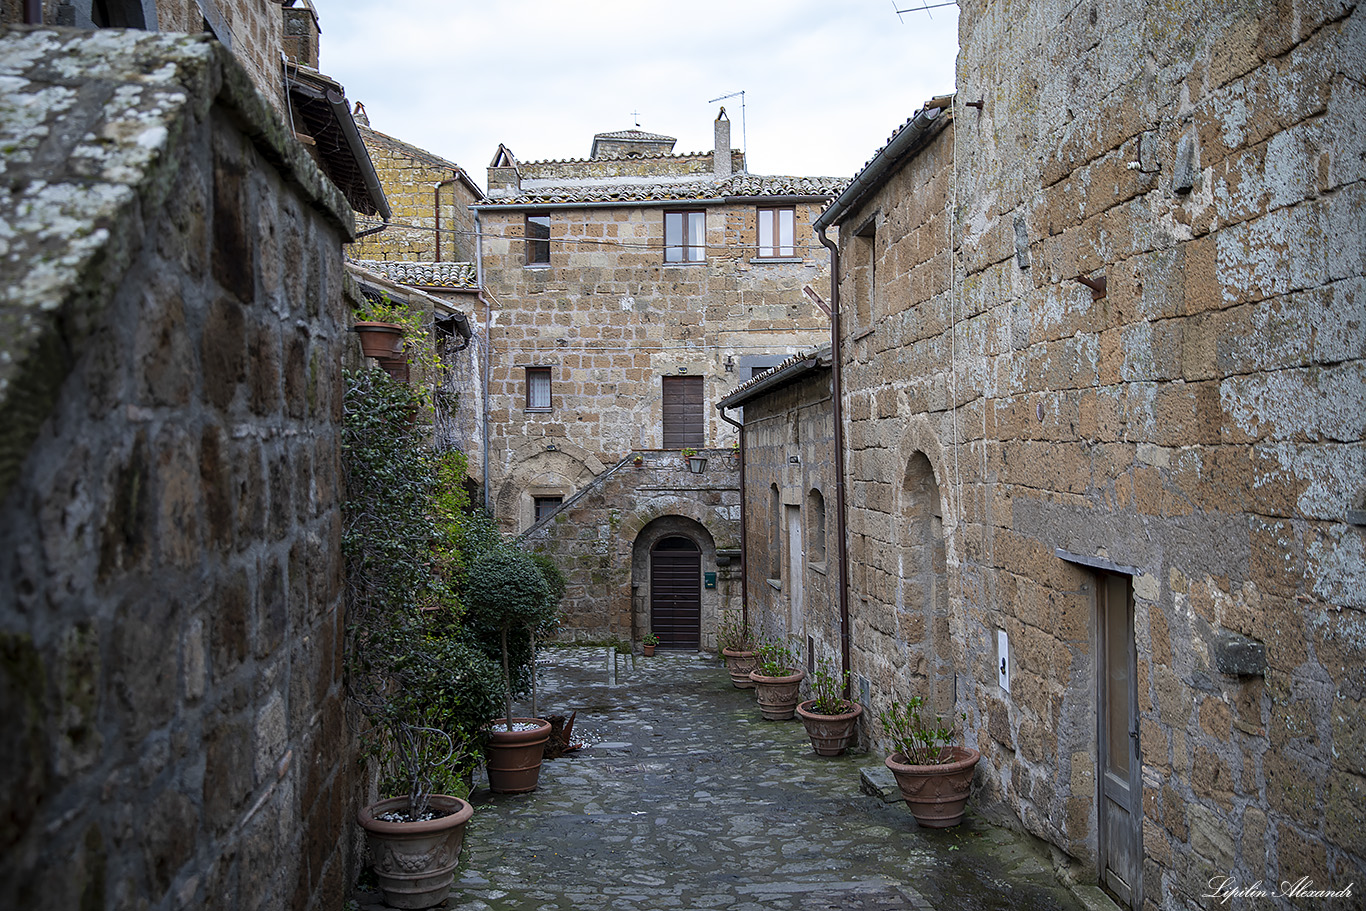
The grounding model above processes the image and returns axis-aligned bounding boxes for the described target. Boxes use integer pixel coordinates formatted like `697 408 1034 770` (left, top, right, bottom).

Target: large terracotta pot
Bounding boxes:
796 700 863 756
722 647 758 688
748 667 806 720
484 717 551 793
357 795 474 909
885 746 981 828
353 320 404 358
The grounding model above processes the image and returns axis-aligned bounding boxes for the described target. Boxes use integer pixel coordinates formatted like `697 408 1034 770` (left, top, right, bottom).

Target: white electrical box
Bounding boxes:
997 629 1011 692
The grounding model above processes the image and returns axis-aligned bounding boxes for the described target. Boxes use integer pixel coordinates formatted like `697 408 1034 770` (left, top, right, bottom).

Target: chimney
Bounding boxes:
714 108 732 180
283 0 322 69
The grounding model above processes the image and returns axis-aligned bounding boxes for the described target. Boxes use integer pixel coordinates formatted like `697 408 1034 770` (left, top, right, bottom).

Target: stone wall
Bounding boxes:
521 450 741 650
729 361 839 675
352 125 481 264
0 28 358 911
807 1 1365 907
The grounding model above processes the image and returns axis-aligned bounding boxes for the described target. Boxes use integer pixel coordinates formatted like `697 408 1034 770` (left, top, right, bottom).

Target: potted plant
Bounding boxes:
718 610 758 688
795 657 863 756
633 453 644 468
748 640 805 720
681 447 708 473
465 548 556 794
353 292 406 359
880 696 980 828
642 632 659 656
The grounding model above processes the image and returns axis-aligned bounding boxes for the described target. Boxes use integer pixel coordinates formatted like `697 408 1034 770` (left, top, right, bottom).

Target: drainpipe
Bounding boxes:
475 210 491 514
816 225 852 701
434 175 462 262
716 404 747 631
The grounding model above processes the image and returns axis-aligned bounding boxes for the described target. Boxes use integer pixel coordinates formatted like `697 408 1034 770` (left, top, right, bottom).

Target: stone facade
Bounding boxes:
718 352 839 673
352 124 483 264
0 28 358 911
742 1 1365 908
475 119 843 647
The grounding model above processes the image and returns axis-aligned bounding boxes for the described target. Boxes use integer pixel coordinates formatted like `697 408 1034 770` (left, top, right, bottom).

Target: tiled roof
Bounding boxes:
717 346 832 409
593 129 676 142
480 173 849 207
352 260 478 289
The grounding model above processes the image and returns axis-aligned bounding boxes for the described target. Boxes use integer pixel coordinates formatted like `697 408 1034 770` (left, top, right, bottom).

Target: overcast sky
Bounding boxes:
315 0 959 190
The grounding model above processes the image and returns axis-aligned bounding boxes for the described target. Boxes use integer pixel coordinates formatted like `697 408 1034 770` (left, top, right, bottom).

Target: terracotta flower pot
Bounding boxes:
357 795 474 909
354 320 404 358
748 667 806 720
378 354 409 382
484 718 551 794
643 644 656 656
796 700 863 756
885 746 981 828
722 647 758 688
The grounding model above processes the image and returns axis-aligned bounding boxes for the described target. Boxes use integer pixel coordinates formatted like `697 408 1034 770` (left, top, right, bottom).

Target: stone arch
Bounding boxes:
630 516 718 652
898 450 953 717
494 441 603 531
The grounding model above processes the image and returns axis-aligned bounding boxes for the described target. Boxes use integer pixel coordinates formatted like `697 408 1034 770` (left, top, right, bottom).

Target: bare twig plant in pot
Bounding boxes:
880 696 980 828
795 657 863 756
748 640 806 720
718 610 758 688
465 548 557 794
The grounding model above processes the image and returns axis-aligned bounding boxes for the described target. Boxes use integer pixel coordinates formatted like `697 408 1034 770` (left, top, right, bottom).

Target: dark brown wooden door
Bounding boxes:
662 376 704 448
649 536 701 648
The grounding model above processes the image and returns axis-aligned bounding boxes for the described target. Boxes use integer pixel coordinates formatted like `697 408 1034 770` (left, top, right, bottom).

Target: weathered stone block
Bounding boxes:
1211 628 1266 676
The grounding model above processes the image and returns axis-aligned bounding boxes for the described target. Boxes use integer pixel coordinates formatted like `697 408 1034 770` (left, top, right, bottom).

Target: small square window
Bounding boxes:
757 207 795 257
526 214 550 265
664 210 705 262
526 367 552 411
534 496 563 523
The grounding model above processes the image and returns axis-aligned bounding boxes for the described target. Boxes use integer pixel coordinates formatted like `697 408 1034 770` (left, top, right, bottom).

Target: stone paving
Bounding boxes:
362 647 1098 910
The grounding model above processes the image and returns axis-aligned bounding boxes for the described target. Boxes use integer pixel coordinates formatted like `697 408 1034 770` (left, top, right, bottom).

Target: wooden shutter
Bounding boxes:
662 376 704 448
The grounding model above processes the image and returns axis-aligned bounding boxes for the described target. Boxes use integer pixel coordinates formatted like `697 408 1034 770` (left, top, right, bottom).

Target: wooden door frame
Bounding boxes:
1096 570 1142 909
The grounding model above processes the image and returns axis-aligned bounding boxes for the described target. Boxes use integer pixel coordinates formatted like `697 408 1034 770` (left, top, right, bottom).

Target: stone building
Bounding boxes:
0 26 364 911
730 1 1364 908
474 114 844 648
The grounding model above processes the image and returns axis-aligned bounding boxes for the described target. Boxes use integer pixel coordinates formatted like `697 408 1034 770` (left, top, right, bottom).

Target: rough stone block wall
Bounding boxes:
828 1 1364 907
521 451 741 649
352 126 480 264
0 29 357 911
479 198 832 533
737 368 838 674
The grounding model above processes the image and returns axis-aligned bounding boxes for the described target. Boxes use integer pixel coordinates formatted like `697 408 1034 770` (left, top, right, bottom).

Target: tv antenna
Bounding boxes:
707 90 746 159
894 0 957 19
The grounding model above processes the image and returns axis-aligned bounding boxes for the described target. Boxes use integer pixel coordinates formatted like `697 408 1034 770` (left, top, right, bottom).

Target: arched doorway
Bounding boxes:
649 536 701 648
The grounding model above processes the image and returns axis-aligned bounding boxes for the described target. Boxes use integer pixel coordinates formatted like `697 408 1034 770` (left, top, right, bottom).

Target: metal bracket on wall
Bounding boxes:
1075 273 1107 301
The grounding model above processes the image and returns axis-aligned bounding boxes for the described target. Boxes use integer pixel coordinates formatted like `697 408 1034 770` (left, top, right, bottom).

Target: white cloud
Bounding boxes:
315 0 958 187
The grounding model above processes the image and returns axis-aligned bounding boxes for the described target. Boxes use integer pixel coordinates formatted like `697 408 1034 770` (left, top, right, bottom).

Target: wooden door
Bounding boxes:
649 536 701 648
1098 572 1141 908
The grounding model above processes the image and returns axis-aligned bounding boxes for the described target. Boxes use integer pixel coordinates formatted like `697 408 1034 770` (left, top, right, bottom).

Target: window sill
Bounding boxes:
662 260 707 267
524 263 551 270
766 578 782 591
749 256 804 264
808 561 827 576
524 408 553 414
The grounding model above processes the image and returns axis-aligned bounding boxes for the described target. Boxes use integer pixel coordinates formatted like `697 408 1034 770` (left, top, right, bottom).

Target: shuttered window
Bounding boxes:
662 375 704 448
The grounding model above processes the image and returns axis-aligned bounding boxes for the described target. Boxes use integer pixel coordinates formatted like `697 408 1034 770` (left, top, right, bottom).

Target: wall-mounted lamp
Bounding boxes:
1075 273 1107 301
546 444 558 451
724 355 734 372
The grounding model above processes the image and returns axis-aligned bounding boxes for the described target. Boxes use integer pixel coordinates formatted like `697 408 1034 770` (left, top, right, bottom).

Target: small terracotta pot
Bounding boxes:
885 746 981 828
748 667 806 720
796 700 863 756
357 794 473 909
722 647 758 688
354 320 404 358
378 355 409 382
643 643 656 656
484 718 551 794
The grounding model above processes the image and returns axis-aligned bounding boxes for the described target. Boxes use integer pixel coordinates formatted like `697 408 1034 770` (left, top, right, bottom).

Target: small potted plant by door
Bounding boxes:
748 640 805 720
718 610 758 689
796 657 864 756
880 695 980 828
681 447 708 473
466 548 556 794
642 632 659 656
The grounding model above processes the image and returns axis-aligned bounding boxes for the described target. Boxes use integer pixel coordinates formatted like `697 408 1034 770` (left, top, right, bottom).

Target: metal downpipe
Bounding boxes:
817 225 852 701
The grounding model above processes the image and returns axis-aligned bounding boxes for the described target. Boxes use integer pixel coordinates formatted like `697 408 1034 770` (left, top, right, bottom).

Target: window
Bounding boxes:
851 217 876 326
664 210 705 262
769 484 782 583
533 496 563 523
661 375 704 448
757 207 796 257
807 488 826 563
526 367 551 411
526 214 550 265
